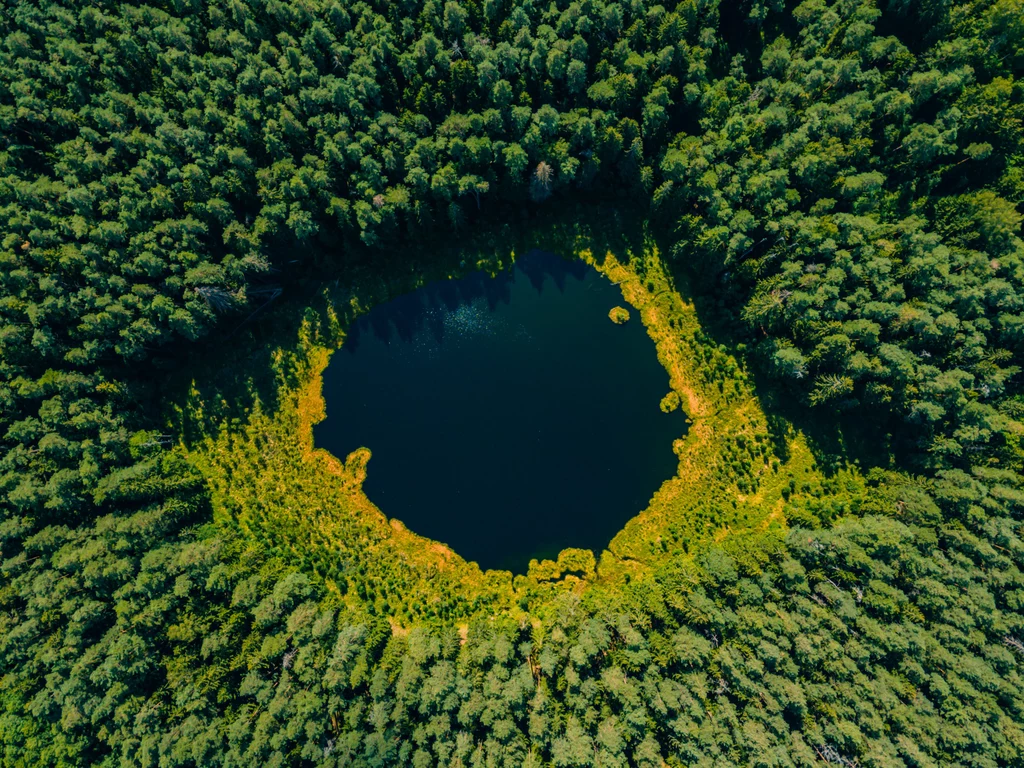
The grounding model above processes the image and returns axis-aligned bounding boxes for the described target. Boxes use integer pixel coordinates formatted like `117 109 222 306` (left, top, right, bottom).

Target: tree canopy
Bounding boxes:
1 0 1023 765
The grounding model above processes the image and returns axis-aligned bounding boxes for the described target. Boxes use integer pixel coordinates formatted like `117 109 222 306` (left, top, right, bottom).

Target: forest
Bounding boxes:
1 0 1024 765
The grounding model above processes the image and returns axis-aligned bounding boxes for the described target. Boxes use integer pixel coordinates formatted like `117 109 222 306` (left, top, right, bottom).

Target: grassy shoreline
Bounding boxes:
176 211 856 624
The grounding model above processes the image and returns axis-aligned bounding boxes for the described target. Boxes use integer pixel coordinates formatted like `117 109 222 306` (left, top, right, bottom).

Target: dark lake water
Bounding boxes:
315 250 687 572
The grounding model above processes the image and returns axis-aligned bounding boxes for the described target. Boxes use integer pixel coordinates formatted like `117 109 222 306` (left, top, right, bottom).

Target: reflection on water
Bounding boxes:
315 250 687 572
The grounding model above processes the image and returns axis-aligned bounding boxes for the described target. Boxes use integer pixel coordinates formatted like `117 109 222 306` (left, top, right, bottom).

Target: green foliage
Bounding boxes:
1 0 1023 765
608 305 631 324
660 390 681 412
660 0 1024 467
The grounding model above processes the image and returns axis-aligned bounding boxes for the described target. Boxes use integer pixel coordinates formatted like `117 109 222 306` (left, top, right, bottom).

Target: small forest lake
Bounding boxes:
315 250 688 572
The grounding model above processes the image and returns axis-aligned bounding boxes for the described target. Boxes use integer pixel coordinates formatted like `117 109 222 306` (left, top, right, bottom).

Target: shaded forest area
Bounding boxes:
2 0 1024 765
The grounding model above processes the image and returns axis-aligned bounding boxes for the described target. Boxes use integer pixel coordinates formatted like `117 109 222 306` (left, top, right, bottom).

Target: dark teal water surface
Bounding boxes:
315 250 687 572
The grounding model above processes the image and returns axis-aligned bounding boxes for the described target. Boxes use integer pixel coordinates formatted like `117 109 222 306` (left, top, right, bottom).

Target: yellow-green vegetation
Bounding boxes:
6 0 1024 761
179 217 858 622
180 309 516 625
659 391 680 413
608 306 630 324
528 548 597 583
583 246 807 571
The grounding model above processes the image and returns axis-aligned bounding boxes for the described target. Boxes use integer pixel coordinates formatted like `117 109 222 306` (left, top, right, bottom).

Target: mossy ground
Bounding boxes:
172 209 864 625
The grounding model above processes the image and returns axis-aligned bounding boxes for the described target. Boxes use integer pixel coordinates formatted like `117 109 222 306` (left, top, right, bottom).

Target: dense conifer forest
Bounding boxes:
2 0 1024 765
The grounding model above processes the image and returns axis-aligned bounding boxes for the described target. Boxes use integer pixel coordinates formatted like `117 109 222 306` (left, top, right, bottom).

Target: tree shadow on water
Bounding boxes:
341 217 628 355
174 226 616 445
517 247 589 295
348 266 519 351
164 203 649 447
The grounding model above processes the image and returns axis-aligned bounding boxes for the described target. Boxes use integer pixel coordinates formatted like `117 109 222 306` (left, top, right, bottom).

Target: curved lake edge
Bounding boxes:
313 249 690 572
184 215 813 626
292 243 738 580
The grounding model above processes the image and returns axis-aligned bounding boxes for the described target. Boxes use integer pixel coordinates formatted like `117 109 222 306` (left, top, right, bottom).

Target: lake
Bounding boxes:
315 250 688 572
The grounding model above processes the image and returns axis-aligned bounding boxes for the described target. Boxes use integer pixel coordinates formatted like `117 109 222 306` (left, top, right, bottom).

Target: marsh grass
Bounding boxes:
170 205 864 625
